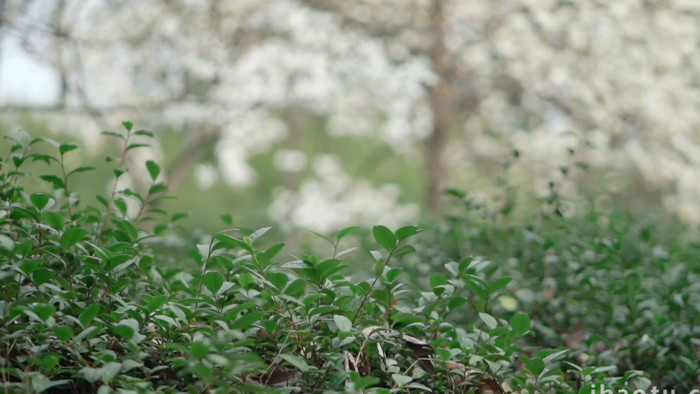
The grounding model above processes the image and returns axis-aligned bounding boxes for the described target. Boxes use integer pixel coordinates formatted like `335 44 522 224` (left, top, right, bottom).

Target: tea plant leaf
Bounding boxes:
60 228 87 250
146 160 160 180
30 193 51 210
373 225 397 251
280 354 310 372
510 313 531 337
204 271 225 294
79 304 101 326
337 226 361 241
395 225 421 240
479 312 498 330
333 314 352 332
79 362 121 383
391 374 413 387
59 143 78 155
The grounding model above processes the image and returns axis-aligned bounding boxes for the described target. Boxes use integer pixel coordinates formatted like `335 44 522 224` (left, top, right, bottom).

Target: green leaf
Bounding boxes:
280 354 310 372
171 212 189 222
333 314 352 332
20 260 41 275
386 268 404 282
33 268 55 285
231 312 264 330
0 235 14 252
392 244 416 258
145 295 168 313
488 276 513 293
237 273 255 289
203 271 225 294
148 183 168 195
40 175 65 190
337 226 361 241
126 143 150 151
522 356 546 377
122 121 133 131
479 312 498 330
214 234 253 254
134 129 153 137
391 374 413 387
79 362 121 384
146 160 160 180
30 153 58 165
68 166 95 176
60 228 87 250
189 342 209 360
79 304 101 327
373 225 397 251
44 212 65 230
34 305 56 321
267 272 289 290
59 144 78 155
30 193 51 210
52 325 74 341
112 325 135 340
29 372 70 393
510 313 531 337
250 226 272 242
395 225 421 240
102 131 125 140
349 373 379 390
220 213 234 225
285 279 306 298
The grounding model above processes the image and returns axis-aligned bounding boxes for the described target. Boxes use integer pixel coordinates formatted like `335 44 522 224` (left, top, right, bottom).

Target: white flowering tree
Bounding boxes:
3 0 700 227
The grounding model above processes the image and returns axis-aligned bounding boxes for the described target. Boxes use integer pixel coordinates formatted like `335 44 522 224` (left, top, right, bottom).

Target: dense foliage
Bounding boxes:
0 124 696 393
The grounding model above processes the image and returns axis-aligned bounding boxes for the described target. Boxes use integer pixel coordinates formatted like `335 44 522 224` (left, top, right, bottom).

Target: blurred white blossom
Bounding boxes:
270 155 418 232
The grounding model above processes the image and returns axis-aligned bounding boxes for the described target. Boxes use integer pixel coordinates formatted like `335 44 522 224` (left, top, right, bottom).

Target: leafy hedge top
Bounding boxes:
0 123 665 393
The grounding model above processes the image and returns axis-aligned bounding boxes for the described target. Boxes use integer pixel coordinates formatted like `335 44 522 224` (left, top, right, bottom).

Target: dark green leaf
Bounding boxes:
52 325 74 341
60 228 87 250
395 225 421 240
33 268 55 285
112 325 135 340
134 130 153 137
148 183 168 195
171 212 189 222
267 272 289 290
488 277 513 293
146 160 160 180
203 271 225 294
44 212 65 230
333 315 352 332
144 295 168 313
79 304 101 327
31 154 57 165
250 227 272 242
59 144 78 155
337 226 361 241
510 313 531 337
392 244 416 258
68 166 95 176
479 312 498 330
34 305 56 321
40 175 65 189
280 354 310 372
126 143 150 151
122 121 133 131
231 311 264 330
30 193 51 210
102 131 125 140
373 225 397 251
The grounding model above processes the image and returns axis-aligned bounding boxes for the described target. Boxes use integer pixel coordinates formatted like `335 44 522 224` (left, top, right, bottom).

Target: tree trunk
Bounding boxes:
426 0 453 211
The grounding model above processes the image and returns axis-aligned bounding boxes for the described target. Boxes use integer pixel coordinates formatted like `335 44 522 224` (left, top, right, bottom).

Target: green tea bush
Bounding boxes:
0 123 662 393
